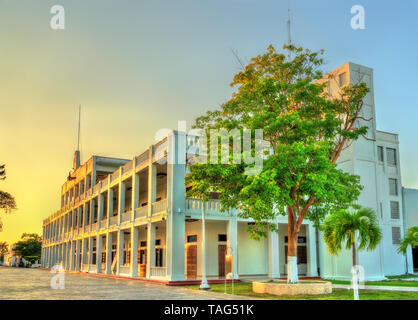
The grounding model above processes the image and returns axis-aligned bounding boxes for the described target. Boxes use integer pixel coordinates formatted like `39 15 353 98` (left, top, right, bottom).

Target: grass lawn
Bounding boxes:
185 282 418 300
327 277 418 288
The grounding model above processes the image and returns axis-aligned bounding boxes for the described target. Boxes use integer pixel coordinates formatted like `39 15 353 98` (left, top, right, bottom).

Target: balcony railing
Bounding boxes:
185 198 228 216
135 151 148 167
111 171 119 183
150 266 167 278
91 222 97 231
152 199 168 215
135 206 148 219
121 211 131 223
122 161 133 175
109 215 118 226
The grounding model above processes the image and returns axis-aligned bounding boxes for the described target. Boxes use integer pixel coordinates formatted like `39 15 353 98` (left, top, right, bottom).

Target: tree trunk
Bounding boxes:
352 240 359 300
287 226 299 284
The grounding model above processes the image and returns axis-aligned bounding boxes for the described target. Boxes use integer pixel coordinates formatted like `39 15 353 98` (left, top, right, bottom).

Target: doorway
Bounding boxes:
218 244 226 277
186 245 197 279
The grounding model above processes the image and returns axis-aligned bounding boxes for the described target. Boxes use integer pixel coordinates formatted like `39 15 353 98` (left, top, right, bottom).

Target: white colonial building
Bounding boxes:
41 62 414 282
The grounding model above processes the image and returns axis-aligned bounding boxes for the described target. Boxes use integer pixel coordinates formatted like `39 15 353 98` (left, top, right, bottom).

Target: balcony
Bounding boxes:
91 222 97 231
152 199 168 215
109 215 118 226
122 161 133 176
121 211 131 223
135 206 148 219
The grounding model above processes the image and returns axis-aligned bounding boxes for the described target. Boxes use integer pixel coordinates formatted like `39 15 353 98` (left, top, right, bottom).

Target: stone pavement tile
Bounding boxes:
0 266 260 300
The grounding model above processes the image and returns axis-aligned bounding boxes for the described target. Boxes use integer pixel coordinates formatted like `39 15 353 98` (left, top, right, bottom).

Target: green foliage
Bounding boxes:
186 44 368 240
398 226 418 255
0 164 17 232
321 205 382 256
14 233 42 262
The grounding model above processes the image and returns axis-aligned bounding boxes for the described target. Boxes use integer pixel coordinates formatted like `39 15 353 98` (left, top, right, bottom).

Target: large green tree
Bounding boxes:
14 233 42 265
186 45 369 283
0 164 17 232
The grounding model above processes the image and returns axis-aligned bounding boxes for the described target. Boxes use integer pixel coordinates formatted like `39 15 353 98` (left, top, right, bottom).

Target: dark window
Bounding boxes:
218 234 227 242
389 178 398 196
155 248 163 267
387 148 397 166
377 146 384 162
155 239 161 246
140 241 146 247
187 235 197 243
390 201 400 219
392 227 401 244
284 236 307 244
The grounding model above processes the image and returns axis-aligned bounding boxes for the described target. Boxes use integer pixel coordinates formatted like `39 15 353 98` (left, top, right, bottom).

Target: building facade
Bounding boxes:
41 62 413 281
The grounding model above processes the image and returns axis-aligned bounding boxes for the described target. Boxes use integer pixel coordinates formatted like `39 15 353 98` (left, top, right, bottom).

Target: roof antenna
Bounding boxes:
72 105 81 171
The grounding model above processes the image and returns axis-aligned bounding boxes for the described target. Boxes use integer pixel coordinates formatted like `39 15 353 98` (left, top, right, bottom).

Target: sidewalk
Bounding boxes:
333 284 418 292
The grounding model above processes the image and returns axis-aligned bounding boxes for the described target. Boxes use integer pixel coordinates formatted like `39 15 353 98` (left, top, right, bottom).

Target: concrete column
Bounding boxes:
227 213 239 279
65 242 70 270
165 131 186 281
118 180 125 225
131 172 139 221
82 238 88 271
69 241 75 271
148 146 157 218
107 186 113 227
88 237 93 272
75 240 80 271
146 222 156 278
116 230 124 275
268 227 280 278
98 192 103 230
105 232 112 274
96 235 102 274
307 223 318 277
130 226 139 277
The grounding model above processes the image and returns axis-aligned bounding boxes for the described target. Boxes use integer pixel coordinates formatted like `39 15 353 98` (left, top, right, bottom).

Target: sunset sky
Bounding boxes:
1 0 417 245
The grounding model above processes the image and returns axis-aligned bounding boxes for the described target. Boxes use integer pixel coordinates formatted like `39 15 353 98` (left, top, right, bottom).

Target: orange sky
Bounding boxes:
1 1 417 245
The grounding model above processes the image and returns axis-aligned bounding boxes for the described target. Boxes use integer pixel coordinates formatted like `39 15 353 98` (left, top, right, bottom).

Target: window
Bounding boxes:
377 146 384 162
218 234 227 242
155 248 163 267
155 239 161 246
389 178 398 196
140 241 146 247
386 148 397 166
392 227 401 245
339 72 347 87
390 201 400 219
187 235 197 243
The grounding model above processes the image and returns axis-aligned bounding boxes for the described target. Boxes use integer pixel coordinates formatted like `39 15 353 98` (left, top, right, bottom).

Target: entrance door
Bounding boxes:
186 245 197 279
218 244 226 277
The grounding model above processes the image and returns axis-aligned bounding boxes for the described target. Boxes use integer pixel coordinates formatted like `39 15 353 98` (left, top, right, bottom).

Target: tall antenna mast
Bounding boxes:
77 104 81 151
287 7 292 46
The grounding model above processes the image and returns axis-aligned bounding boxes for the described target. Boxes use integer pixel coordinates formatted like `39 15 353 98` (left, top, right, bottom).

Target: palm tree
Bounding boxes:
398 226 418 255
321 205 382 299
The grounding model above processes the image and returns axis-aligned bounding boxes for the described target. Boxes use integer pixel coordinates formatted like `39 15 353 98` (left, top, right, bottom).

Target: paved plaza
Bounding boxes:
0 266 252 300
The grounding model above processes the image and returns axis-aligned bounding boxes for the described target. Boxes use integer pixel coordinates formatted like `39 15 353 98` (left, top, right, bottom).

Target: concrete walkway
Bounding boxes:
333 284 418 292
0 266 258 300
